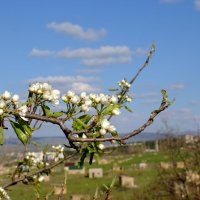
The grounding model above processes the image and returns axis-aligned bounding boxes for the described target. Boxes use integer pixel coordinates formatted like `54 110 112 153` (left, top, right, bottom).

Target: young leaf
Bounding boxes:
10 120 28 145
108 88 118 92
124 105 132 112
0 127 4 145
42 104 53 117
18 119 32 137
78 148 89 167
51 111 63 118
72 114 91 131
102 104 121 116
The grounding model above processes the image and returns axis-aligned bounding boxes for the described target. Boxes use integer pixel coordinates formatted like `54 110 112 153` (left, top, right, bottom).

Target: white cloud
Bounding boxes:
56 46 131 59
82 56 132 66
170 83 185 90
27 75 100 93
30 45 133 66
29 48 54 57
195 0 200 10
56 46 132 66
47 22 106 41
28 75 99 84
133 48 148 56
70 82 100 93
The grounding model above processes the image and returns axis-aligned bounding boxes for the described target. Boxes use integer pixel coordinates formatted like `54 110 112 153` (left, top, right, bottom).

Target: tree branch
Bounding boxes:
3 152 77 190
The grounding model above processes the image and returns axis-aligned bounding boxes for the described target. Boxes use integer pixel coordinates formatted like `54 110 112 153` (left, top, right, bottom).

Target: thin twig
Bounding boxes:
3 152 77 190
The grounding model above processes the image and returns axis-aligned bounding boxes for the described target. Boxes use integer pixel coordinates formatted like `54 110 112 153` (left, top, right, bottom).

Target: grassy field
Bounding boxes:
0 151 175 200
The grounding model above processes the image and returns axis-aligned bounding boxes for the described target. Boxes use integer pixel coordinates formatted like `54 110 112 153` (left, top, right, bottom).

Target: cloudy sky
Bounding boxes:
0 0 200 137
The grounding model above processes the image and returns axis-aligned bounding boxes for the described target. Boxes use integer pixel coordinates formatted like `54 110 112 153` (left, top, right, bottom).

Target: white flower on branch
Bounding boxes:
2 91 11 101
98 143 105 150
108 125 116 133
67 90 75 98
0 109 3 115
81 104 89 112
99 128 107 135
17 105 28 121
38 175 44 183
80 92 87 99
101 119 110 129
12 94 19 103
112 108 120 115
0 101 6 109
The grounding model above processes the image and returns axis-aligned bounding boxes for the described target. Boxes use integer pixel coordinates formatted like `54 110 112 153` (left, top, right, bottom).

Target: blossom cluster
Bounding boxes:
118 79 131 89
99 119 116 135
0 187 11 200
0 91 20 116
52 145 64 162
25 152 45 167
62 90 120 113
29 82 60 105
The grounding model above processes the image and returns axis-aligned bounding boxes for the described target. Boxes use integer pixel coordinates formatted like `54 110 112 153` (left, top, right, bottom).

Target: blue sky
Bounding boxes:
0 0 200 137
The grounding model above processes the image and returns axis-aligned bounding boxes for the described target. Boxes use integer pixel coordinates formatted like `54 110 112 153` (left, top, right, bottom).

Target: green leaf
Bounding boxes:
102 104 121 116
42 104 53 117
0 127 4 145
10 120 29 145
108 88 118 92
124 105 132 112
18 119 32 137
78 148 89 167
111 131 118 138
72 114 91 131
51 111 63 118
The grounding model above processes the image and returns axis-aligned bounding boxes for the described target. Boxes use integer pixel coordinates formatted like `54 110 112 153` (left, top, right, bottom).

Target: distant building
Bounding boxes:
139 162 147 170
160 162 172 170
185 135 194 144
89 168 103 178
175 162 185 169
119 175 135 188
66 165 85 175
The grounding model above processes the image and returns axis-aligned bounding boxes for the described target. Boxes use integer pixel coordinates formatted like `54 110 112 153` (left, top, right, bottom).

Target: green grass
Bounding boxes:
1 151 183 200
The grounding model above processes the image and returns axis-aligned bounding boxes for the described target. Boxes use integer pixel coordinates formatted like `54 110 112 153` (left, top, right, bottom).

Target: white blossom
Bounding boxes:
67 90 75 98
101 119 110 129
98 143 105 150
71 95 80 104
81 104 89 112
12 94 19 103
110 95 118 104
2 91 11 100
99 129 107 135
108 125 116 133
0 101 6 109
112 108 120 115
0 109 3 115
80 92 87 99
38 175 44 183
17 105 28 121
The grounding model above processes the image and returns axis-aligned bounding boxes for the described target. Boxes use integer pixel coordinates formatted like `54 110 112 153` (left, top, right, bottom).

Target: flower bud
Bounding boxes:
98 143 105 150
0 101 6 109
0 109 4 115
12 94 19 102
112 108 120 115
99 129 106 135
2 91 11 100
